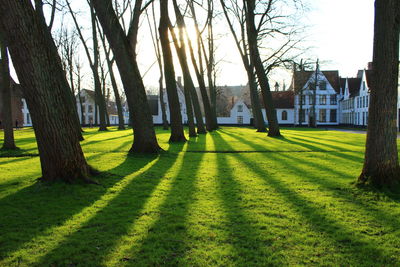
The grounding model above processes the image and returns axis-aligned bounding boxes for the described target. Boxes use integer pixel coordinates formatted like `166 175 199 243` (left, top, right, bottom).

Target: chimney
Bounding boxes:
274 82 279 91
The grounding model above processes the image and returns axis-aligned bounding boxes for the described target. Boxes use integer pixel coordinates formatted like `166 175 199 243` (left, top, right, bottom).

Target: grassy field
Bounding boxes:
1 127 400 266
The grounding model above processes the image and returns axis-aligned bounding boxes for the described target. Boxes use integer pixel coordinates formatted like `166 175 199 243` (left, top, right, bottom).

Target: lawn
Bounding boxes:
0 127 400 266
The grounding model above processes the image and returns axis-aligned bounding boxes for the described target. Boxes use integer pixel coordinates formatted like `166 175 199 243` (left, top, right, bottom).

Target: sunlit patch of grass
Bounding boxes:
0 127 400 266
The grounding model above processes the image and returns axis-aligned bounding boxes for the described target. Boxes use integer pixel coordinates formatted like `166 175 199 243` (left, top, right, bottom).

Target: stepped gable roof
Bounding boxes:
292 70 340 94
292 71 313 93
347 78 362 97
323 71 340 94
269 91 294 109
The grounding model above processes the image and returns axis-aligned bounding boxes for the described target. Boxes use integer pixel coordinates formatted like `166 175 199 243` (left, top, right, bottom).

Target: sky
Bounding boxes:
306 0 375 78
9 0 376 91
139 0 376 88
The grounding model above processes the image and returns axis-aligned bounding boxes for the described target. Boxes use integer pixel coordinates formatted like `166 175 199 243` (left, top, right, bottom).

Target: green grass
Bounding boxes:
0 127 400 266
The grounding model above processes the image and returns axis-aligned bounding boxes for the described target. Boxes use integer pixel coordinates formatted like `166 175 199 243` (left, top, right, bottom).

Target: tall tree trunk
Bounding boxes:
220 0 266 132
0 38 17 150
247 68 266 132
90 2 108 131
245 0 281 137
159 0 186 142
0 0 94 182
77 77 85 125
186 2 216 132
92 0 161 152
98 31 125 130
359 0 400 187
109 67 125 130
159 81 169 130
171 0 206 135
186 32 215 132
147 1 169 130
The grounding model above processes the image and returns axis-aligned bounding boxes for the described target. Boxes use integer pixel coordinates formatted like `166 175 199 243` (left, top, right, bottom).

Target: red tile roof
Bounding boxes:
270 91 294 109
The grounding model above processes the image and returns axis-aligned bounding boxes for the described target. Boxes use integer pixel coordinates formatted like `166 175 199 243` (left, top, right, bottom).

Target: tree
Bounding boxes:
244 0 281 136
97 24 125 130
146 2 169 130
0 0 95 182
186 1 217 132
159 0 186 142
220 0 266 132
358 0 400 187
92 0 161 152
0 36 17 150
168 22 197 137
171 0 207 135
66 0 108 131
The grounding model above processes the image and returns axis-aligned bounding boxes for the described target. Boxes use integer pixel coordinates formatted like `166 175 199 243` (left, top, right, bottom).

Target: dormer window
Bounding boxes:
237 105 243 112
319 81 327 90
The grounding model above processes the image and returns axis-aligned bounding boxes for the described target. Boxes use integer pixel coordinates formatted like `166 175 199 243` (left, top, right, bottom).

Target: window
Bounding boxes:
319 95 326 105
308 95 314 105
330 95 337 105
366 95 369 107
27 113 31 124
330 109 337 122
300 95 306 105
88 105 93 113
82 105 86 114
237 116 243 124
319 109 326 122
80 96 85 103
281 110 288 121
237 105 243 112
319 81 327 90
299 109 306 123
362 81 366 90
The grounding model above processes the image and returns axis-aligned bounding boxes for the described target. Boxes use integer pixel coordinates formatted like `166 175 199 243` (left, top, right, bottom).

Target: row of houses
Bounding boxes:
3 65 400 130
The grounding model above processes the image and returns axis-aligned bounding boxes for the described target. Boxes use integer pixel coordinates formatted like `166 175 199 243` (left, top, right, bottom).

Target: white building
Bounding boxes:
291 69 340 126
217 99 252 125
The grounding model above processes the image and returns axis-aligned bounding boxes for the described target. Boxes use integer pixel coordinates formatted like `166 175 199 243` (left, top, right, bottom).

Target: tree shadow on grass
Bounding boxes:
123 136 206 266
210 132 284 266
31 144 185 266
223 130 363 164
81 131 133 148
212 132 395 266
224 130 400 226
0 151 159 266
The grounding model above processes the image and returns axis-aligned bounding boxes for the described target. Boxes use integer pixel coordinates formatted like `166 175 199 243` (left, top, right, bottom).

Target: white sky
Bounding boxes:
10 0 376 91
305 0 374 77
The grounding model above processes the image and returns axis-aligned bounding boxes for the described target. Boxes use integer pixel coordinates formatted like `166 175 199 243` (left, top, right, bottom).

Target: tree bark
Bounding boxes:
168 23 197 137
245 0 281 137
220 0 266 132
89 2 108 131
98 30 125 130
0 0 94 182
0 37 17 150
92 0 161 152
159 0 186 142
358 0 400 187
247 68 266 132
187 2 217 132
171 0 206 135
